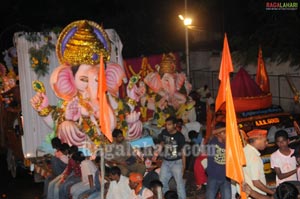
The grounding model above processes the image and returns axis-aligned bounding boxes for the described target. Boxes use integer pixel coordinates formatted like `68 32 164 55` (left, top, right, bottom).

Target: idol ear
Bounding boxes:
50 64 77 101
106 62 125 97
144 72 162 93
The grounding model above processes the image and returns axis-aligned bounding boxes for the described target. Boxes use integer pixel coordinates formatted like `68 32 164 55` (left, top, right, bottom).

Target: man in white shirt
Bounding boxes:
106 166 132 199
271 130 299 186
129 172 154 199
243 129 275 197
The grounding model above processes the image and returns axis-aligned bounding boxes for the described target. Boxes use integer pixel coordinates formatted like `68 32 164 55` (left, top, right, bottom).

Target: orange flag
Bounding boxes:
226 79 247 199
256 47 270 93
98 54 113 142
215 34 233 112
217 34 247 198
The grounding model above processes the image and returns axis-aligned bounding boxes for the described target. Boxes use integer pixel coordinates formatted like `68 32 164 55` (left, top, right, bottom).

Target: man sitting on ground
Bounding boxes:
106 166 132 199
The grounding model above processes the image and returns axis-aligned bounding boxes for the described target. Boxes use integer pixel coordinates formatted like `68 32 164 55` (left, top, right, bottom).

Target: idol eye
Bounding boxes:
80 76 88 82
94 77 98 82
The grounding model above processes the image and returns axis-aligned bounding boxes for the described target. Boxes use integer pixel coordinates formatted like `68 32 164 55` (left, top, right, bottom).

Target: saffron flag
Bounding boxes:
217 34 247 198
98 54 113 142
215 34 233 112
256 47 270 93
226 79 247 199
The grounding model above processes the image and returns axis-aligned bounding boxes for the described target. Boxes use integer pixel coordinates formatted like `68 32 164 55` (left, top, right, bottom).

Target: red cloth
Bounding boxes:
194 154 207 186
124 53 181 75
62 158 81 178
231 68 264 97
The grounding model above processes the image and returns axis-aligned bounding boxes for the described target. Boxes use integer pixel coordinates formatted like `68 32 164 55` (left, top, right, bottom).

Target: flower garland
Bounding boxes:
80 117 110 146
25 33 56 77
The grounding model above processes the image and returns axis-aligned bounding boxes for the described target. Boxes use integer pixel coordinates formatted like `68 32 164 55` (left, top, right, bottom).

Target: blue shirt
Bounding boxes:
206 137 226 181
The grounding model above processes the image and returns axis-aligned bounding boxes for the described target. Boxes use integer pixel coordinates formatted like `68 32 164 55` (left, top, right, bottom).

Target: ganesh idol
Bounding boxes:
30 20 130 151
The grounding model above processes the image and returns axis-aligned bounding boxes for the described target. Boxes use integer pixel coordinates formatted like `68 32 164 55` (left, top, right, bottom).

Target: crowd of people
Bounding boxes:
43 120 186 199
40 85 300 199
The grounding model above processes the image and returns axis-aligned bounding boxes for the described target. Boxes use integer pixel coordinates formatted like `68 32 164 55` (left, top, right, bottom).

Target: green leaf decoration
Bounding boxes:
26 32 57 78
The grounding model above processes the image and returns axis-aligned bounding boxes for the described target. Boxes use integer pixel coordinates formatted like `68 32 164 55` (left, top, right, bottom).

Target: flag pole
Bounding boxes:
100 146 105 199
216 34 247 198
98 53 106 199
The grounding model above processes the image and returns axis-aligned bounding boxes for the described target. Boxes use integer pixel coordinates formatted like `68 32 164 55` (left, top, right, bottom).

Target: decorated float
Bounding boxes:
218 67 272 113
213 47 300 177
214 47 299 142
12 19 196 167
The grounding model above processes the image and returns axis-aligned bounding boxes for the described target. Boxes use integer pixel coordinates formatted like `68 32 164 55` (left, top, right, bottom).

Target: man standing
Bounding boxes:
271 130 299 186
155 116 186 199
243 129 275 197
206 122 231 199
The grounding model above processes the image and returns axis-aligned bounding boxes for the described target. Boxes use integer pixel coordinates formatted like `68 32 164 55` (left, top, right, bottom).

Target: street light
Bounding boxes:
178 14 192 82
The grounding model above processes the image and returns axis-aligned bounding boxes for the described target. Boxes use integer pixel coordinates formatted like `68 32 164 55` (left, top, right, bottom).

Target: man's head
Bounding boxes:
247 129 268 150
274 182 299 199
176 118 184 131
188 130 198 140
164 190 178 199
108 166 121 181
165 116 177 133
213 122 226 142
112 129 124 143
128 172 143 190
69 145 79 155
51 137 62 149
275 130 289 150
71 151 85 163
58 143 69 155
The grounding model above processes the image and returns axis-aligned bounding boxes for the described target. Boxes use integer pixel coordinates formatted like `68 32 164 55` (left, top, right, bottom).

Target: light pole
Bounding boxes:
178 15 192 82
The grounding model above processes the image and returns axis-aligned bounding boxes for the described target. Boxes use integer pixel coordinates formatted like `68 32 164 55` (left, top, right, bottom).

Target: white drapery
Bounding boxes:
15 32 59 158
15 29 124 157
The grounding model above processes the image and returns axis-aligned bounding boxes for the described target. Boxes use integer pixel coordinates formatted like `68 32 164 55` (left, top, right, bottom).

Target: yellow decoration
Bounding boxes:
128 75 140 89
32 80 46 93
140 106 147 120
140 57 154 79
56 20 111 66
77 93 93 115
176 101 195 119
127 97 137 107
128 57 153 81
7 69 17 79
158 53 176 76
38 106 53 117
157 112 169 128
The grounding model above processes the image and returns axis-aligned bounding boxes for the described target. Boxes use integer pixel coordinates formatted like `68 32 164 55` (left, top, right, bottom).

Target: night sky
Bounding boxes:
0 0 299 60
